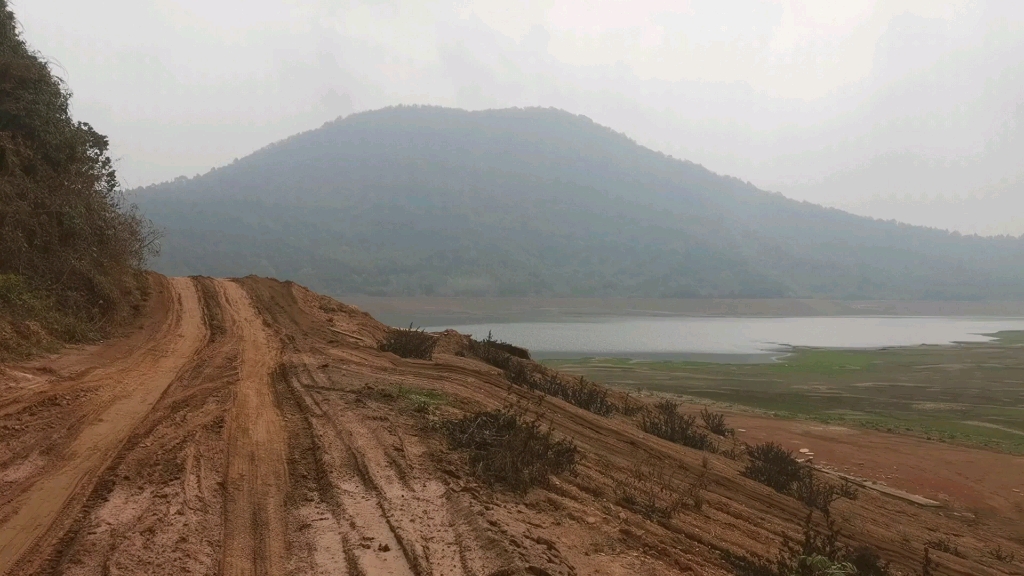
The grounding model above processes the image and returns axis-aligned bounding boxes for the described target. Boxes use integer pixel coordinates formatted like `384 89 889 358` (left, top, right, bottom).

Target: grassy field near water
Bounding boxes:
543 331 1024 454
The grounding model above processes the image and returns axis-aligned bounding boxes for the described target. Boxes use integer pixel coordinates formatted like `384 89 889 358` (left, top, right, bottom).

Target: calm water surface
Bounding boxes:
422 317 1024 361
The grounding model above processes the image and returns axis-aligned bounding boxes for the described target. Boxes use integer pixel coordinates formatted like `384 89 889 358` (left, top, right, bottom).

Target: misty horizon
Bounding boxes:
18 0 1024 236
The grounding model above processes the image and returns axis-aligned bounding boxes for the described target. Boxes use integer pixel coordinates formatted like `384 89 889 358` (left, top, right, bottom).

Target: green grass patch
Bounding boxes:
543 340 1024 455
397 386 447 413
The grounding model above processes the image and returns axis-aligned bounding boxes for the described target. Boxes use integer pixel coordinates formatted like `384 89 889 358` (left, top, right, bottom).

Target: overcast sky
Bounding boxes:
16 0 1024 235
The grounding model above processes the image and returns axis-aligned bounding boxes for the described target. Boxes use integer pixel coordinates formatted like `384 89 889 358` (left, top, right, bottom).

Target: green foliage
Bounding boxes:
552 346 1024 454
138 106 1024 299
396 386 446 414
0 1 156 355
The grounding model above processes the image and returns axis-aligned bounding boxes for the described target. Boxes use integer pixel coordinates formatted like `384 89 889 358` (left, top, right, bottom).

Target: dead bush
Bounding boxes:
442 406 578 493
700 406 734 437
464 332 522 370
742 442 805 494
504 359 615 416
724 510 892 576
640 400 717 452
379 324 436 359
614 454 711 520
479 331 531 359
720 434 746 460
920 548 937 576
793 474 859 519
689 455 711 510
985 545 1016 563
742 441 858 519
614 457 687 520
619 392 643 417
924 536 965 559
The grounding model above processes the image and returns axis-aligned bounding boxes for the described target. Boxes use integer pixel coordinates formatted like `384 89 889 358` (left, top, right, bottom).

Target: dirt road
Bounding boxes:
1 275 1021 575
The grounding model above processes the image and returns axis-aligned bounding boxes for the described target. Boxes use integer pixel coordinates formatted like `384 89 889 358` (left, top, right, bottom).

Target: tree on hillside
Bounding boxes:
0 0 157 353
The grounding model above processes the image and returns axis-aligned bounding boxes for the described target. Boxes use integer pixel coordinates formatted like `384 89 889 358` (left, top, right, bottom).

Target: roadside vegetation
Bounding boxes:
464 335 616 416
450 333 993 576
640 399 717 451
442 404 578 493
378 324 437 359
0 1 156 358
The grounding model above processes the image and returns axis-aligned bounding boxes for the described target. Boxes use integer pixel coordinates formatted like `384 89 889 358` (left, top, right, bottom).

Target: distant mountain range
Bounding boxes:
137 106 1024 300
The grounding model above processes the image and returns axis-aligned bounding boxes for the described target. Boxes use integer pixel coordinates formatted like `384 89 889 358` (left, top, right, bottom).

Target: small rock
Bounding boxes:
585 516 598 525
799 448 811 454
378 543 390 552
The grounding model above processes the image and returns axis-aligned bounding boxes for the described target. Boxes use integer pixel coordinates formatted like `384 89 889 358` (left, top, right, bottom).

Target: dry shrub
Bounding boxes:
742 442 805 494
614 457 687 520
725 511 891 576
688 454 712 510
379 325 436 359
613 454 712 520
700 406 734 437
504 358 615 416
640 400 717 452
794 475 859 518
619 392 643 417
985 545 1016 563
462 332 615 416
924 536 965 559
442 406 578 493
742 441 859 517
464 334 521 370
477 331 531 359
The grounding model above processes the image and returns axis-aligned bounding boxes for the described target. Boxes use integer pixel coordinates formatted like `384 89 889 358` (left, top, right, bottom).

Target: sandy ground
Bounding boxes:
1 275 1022 576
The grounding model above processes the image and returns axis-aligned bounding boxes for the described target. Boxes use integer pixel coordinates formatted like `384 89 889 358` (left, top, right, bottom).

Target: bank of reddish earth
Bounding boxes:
0 275 1021 576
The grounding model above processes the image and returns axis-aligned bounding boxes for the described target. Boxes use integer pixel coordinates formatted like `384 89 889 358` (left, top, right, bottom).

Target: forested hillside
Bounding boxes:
139 106 1024 299
0 0 154 357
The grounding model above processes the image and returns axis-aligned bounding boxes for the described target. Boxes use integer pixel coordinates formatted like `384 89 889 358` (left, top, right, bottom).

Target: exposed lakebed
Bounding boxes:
421 316 1024 362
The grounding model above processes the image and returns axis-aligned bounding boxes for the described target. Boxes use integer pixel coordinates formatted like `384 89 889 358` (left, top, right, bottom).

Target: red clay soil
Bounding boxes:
0 275 1021 576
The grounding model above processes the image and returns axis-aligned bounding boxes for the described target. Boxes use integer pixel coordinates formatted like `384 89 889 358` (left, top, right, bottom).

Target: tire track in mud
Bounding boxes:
218 280 289 576
235 278 501 576
275 360 417 576
0 277 208 575
275 356 501 576
35 276 235 576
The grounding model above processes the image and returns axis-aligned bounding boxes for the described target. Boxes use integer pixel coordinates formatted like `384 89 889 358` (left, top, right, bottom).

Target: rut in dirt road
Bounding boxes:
218 281 288 576
5 274 1019 576
0 277 208 575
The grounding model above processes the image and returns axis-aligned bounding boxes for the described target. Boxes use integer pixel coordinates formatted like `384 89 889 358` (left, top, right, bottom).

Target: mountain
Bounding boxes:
137 106 1024 300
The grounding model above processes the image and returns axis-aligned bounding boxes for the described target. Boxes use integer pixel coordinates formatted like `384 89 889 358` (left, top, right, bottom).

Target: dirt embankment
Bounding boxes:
1 275 1022 576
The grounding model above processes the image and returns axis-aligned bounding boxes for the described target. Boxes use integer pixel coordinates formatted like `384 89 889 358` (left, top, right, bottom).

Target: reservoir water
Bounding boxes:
422 316 1024 362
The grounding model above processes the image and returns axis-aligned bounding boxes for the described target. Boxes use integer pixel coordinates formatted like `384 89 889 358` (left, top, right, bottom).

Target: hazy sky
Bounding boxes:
16 0 1024 235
